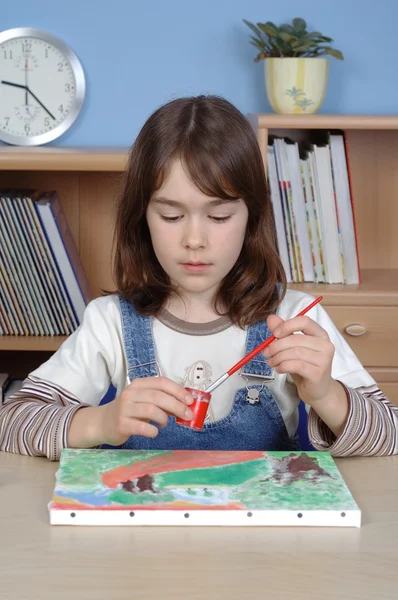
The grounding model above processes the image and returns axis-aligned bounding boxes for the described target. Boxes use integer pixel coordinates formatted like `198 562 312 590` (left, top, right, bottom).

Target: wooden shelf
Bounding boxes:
0 336 67 352
0 146 128 171
248 114 398 131
288 269 398 306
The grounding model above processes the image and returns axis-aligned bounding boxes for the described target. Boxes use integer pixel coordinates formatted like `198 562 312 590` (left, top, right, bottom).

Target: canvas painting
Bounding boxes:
49 449 361 527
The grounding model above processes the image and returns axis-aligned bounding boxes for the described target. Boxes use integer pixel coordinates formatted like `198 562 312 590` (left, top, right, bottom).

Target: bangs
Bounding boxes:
182 143 242 200
152 145 243 201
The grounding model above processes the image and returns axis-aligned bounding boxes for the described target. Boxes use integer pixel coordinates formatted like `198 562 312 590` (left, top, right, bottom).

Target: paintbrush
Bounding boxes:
204 295 323 394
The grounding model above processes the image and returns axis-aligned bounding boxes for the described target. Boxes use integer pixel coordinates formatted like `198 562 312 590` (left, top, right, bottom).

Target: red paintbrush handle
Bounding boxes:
227 334 276 376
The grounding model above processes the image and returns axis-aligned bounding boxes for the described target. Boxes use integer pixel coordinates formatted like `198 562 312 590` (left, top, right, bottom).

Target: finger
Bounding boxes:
121 418 160 439
268 347 325 369
129 402 170 428
271 359 315 378
270 315 329 340
125 389 194 421
128 376 194 405
267 314 284 336
264 335 333 358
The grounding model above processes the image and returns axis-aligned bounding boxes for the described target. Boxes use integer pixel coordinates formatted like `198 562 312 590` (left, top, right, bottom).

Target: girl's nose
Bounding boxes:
183 219 207 249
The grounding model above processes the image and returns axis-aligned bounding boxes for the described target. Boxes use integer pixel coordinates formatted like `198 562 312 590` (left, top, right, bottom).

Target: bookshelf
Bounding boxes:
0 147 127 375
1 115 398 403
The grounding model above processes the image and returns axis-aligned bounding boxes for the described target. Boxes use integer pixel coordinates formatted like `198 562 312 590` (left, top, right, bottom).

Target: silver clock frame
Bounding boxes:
0 27 86 146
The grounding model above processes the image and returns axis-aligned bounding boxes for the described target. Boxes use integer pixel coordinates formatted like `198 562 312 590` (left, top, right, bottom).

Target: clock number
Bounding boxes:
44 117 50 128
22 41 32 53
45 48 49 58
25 124 30 134
4 117 10 127
59 104 64 114
65 83 71 93
3 50 13 59
58 62 64 72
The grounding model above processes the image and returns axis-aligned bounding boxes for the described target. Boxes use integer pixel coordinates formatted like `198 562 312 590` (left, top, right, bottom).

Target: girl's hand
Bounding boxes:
99 377 194 446
263 314 335 406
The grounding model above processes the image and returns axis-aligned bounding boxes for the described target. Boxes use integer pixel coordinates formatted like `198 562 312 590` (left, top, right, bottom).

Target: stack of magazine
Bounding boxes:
0 190 92 336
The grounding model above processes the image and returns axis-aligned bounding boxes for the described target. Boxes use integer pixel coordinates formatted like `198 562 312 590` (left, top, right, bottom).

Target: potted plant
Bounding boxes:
243 17 343 114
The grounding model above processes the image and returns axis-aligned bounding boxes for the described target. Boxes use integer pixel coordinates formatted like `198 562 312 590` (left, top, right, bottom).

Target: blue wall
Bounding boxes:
2 0 398 146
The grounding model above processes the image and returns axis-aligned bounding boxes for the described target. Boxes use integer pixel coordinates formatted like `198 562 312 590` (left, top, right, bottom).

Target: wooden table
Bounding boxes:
1 451 397 600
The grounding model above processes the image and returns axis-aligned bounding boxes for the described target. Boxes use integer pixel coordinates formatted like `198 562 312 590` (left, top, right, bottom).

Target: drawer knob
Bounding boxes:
344 324 367 337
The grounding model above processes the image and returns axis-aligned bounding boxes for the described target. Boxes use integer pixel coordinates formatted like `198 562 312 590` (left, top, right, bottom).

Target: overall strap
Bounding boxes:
241 318 273 378
118 296 159 380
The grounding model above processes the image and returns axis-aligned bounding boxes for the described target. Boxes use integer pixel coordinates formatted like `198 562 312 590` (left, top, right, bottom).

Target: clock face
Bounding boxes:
0 28 85 146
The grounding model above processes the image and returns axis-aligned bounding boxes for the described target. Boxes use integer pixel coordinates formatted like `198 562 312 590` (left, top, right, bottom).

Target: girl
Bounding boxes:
0 95 397 461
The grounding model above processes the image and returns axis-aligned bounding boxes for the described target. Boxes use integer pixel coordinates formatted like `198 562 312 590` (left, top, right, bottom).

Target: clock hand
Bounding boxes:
1 80 56 120
1 80 25 90
25 87 56 120
25 59 28 106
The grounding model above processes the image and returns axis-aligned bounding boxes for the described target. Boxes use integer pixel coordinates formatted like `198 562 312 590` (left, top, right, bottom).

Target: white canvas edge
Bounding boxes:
49 507 361 527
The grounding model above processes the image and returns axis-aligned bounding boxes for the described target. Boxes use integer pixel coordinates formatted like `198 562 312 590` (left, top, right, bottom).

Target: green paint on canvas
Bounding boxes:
52 449 359 512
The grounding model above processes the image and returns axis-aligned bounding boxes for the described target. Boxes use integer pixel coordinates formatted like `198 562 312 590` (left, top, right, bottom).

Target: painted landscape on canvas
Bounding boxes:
50 449 359 512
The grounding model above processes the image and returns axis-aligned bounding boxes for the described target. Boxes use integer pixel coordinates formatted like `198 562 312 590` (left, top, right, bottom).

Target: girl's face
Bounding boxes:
146 159 249 305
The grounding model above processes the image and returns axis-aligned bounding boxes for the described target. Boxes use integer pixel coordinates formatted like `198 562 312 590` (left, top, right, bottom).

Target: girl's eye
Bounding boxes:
210 216 232 222
160 215 181 222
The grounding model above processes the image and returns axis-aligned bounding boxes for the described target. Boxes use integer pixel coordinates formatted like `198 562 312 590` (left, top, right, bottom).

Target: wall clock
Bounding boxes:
0 27 85 146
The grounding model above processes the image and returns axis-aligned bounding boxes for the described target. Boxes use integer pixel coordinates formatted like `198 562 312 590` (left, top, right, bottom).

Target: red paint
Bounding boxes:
176 387 211 430
102 450 264 488
52 501 245 511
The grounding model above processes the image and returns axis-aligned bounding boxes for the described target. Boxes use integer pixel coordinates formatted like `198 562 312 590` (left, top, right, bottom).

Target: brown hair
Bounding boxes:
111 94 286 326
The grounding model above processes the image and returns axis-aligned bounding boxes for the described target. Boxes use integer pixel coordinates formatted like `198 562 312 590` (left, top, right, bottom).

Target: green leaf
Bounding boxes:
279 32 296 43
279 24 294 34
257 22 279 38
292 17 307 31
262 21 279 34
323 47 344 59
290 39 316 49
249 36 267 51
242 19 267 42
307 32 333 41
272 35 286 50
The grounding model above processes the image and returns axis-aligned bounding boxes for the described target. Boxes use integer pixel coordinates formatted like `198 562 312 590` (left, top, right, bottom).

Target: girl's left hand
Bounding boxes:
263 313 335 406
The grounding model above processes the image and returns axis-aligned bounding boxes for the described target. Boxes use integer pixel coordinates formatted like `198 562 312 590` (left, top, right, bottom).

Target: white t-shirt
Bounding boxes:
30 289 375 437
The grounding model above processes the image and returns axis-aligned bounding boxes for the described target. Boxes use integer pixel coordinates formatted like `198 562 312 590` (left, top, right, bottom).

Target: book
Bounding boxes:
329 134 360 284
35 191 93 323
49 449 361 527
267 146 292 281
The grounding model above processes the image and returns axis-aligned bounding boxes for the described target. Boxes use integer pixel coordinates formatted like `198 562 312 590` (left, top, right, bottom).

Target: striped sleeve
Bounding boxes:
0 375 90 461
308 383 398 456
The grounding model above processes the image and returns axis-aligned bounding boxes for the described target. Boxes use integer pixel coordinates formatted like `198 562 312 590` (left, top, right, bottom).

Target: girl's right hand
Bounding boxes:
98 377 194 446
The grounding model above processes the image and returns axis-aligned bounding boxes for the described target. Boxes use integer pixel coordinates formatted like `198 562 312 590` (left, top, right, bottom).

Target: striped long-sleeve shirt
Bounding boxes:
0 375 397 460
1 292 397 460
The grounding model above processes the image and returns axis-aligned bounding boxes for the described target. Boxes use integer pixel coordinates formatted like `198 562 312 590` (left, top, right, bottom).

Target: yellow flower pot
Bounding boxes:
264 57 329 114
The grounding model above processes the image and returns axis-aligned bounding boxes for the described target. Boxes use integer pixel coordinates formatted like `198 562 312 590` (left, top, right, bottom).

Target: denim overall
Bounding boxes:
107 297 300 452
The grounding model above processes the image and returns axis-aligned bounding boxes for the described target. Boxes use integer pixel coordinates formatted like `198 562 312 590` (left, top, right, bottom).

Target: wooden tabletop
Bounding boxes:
1 451 397 600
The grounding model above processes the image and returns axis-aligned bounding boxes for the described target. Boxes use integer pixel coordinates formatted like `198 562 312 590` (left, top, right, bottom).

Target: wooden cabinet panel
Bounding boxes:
325 306 398 367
